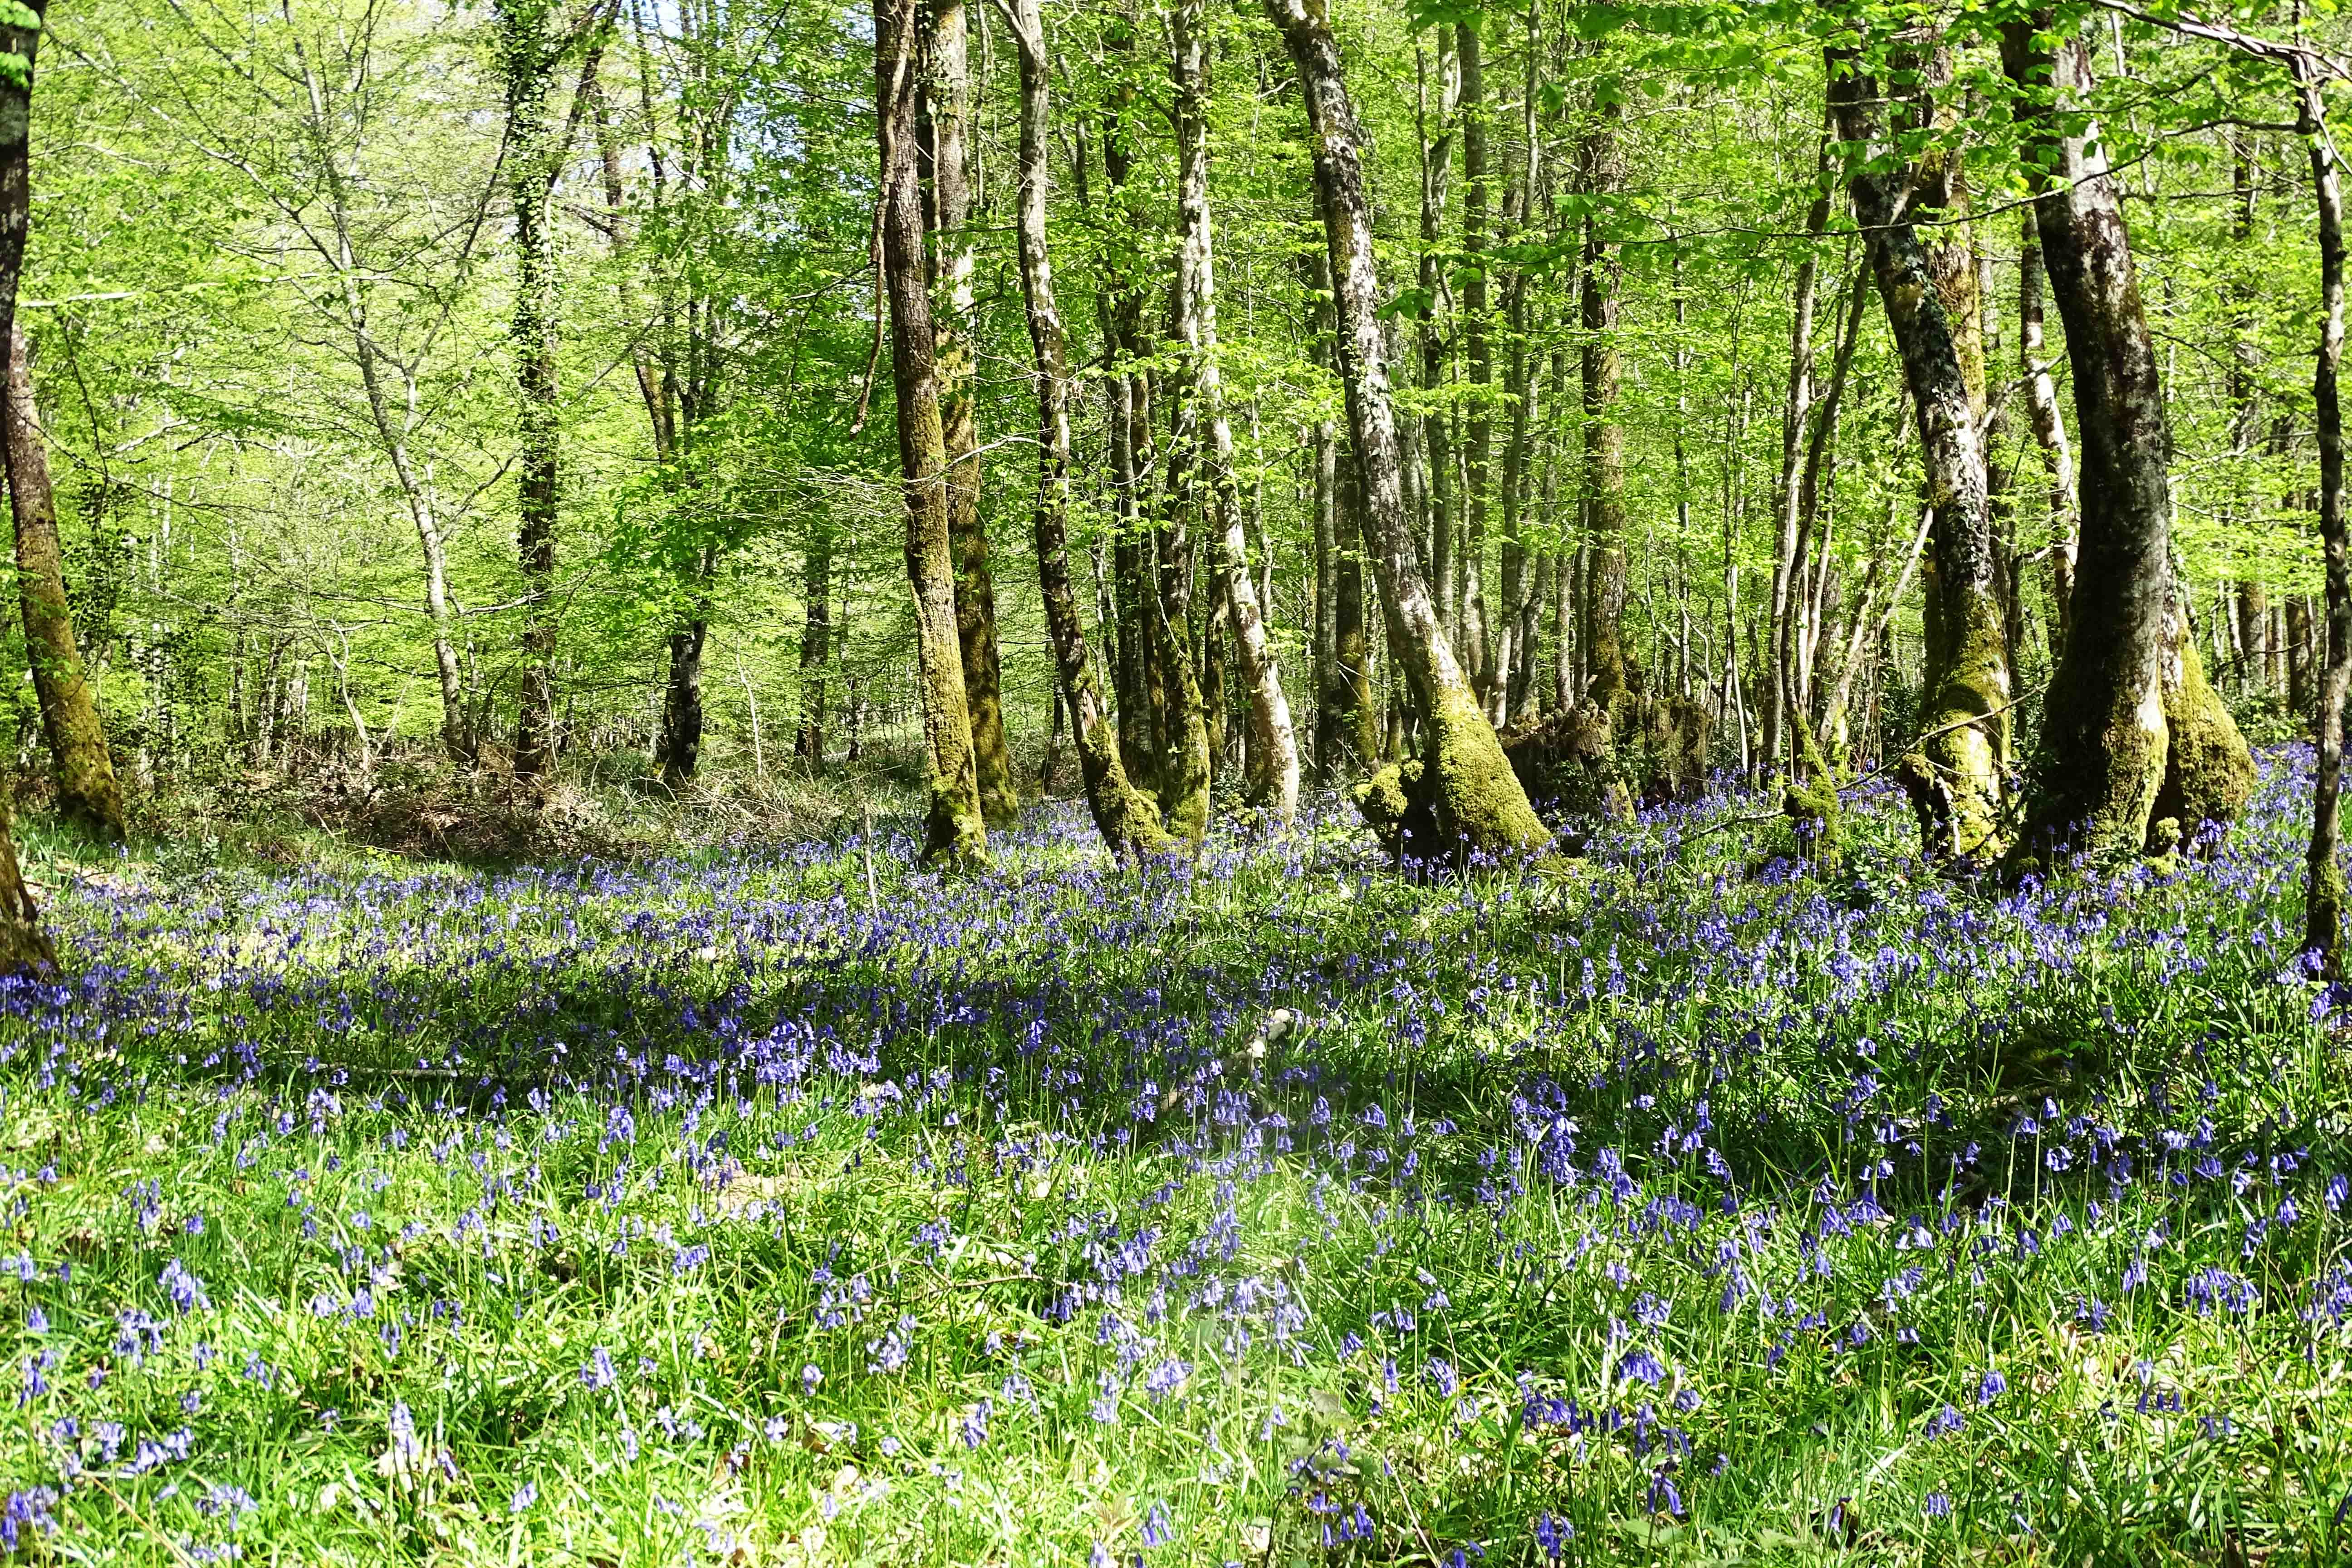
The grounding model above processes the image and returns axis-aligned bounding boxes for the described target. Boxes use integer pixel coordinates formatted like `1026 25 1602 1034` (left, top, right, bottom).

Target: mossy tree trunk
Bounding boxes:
0 0 58 972
921 0 1017 828
1830 34 2008 861
7 327 122 838
1999 19 2174 857
990 0 1165 861
2150 562 2254 850
876 0 986 865
1266 0 1549 861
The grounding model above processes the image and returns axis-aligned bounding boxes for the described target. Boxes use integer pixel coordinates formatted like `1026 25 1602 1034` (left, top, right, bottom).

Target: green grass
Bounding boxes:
0 758 2348 1565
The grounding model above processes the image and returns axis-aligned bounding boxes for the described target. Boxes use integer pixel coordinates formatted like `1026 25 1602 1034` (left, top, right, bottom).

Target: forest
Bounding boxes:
0 0 2350 1560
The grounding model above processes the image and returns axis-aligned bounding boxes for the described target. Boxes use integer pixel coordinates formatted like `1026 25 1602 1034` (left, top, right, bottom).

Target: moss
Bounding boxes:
2308 853 2347 981
2148 630 2254 852
1075 714 1170 862
1782 704 1843 867
1424 680 1554 857
1150 608 1213 846
1916 583 2009 861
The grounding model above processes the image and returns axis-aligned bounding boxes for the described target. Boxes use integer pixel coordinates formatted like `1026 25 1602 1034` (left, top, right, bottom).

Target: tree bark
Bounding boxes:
797 518 831 771
1765 130 1833 779
7 327 122 837
1416 36 1458 645
1829 37 2008 860
0 0 57 972
2290 590 2315 724
1265 0 1548 861
1313 405 1338 777
877 0 986 863
2019 205 2078 662
1578 98 1633 760
922 0 1017 827
654 558 709 789
2303 64 2351 973
2001 17 2246 857
989 0 1164 859
1174 0 1298 818
1457 18 1493 701
497 0 561 784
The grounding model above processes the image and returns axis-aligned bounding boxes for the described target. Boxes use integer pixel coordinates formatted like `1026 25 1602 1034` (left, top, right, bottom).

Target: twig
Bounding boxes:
81 1474 199 1568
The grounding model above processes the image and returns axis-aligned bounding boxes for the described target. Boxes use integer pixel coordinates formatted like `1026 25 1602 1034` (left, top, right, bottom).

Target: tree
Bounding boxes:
1172 0 1298 819
875 0 985 864
495 0 563 783
2001 12 2250 857
2301 59 2349 974
1264 0 1549 862
8 326 123 837
987 0 1164 859
921 0 1017 827
1828 26 2009 861
0 0 57 971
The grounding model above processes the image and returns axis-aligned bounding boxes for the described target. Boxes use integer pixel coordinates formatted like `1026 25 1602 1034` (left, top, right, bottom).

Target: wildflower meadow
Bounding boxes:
2 756 2348 1565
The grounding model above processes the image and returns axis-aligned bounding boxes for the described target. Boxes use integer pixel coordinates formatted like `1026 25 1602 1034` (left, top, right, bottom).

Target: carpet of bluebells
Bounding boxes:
2 751 2350 1565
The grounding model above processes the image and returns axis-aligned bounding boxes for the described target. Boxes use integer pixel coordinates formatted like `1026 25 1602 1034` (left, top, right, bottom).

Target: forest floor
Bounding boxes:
0 753 2346 1565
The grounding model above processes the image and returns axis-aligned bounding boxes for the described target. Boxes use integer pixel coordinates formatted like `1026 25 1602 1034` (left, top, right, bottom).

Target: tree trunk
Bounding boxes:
2290 590 2316 724
2019 206 2078 662
1496 277 1534 725
922 0 1017 827
1766 131 1833 779
1334 429 1375 770
7 327 122 837
655 571 709 790
797 519 831 771
497 0 561 784
877 0 986 864
1578 99 1633 766
1456 18 1493 702
1829 38 2008 861
2151 556 2253 849
991 0 1163 859
1265 0 1549 861
1313 408 1338 779
2002 19 2246 857
2303 65 2351 973
1174 0 1298 818
1417 36 1458 645
0 0 57 972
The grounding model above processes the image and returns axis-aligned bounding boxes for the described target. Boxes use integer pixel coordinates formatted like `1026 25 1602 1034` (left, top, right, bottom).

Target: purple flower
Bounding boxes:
161 1259 210 1314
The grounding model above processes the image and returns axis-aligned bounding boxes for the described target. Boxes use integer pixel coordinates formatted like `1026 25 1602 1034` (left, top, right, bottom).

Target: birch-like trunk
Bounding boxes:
1173 0 1298 818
